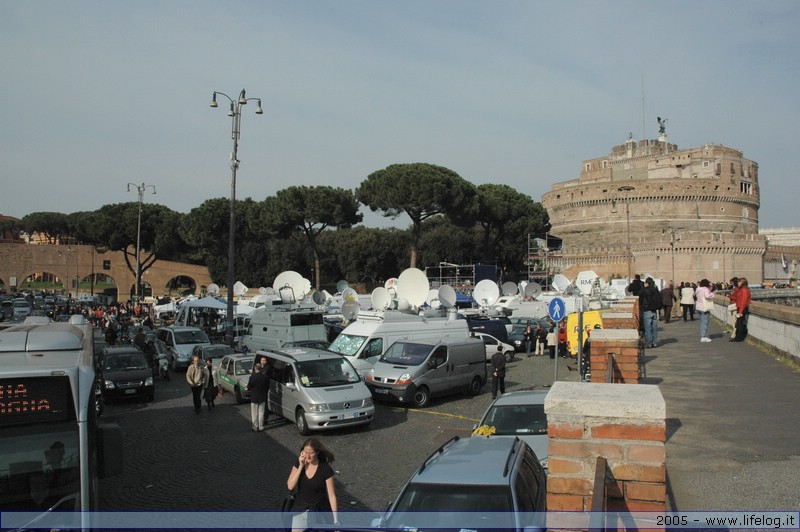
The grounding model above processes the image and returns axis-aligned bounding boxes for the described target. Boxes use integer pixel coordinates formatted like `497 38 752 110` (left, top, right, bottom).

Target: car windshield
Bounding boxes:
202 346 232 360
379 342 432 366
295 358 360 387
174 330 210 344
328 333 366 357
234 360 253 375
482 403 548 435
104 353 149 371
391 483 514 520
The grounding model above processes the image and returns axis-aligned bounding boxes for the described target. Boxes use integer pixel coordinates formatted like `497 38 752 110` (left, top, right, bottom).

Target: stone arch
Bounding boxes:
164 275 198 298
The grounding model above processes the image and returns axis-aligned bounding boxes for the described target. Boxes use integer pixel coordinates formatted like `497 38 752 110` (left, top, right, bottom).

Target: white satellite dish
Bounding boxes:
438 285 457 308
273 271 305 304
341 287 358 302
371 287 392 310
552 274 572 293
234 281 249 297
425 289 440 306
341 300 360 321
524 282 542 299
501 281 518 296
575 270 600 296
336 280 349 293
396 298 410 311
258 287 267 295
473 280 500 307
384 277 399 296
207 283 219 296
311 290 326 305
396 268 429 307
300 277 313 299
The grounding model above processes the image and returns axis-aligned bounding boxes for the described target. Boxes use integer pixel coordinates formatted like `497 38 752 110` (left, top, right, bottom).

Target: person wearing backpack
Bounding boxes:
640 277 663 348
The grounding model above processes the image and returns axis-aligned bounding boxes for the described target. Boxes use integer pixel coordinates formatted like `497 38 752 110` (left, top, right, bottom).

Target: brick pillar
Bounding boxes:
589 329 640 383
545 381 666 514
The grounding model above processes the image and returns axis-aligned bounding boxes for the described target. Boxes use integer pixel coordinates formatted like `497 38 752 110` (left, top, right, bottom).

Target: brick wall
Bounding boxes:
545 382 667 515
588 329 640 384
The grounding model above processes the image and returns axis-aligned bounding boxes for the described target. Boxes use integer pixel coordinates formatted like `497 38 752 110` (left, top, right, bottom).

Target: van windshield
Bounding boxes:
295 358 360 387
379 342 432 366
328 334 366 357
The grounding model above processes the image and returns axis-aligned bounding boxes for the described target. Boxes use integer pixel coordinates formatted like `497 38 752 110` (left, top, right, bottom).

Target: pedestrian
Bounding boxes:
203 357 217 411
133 328 146 351
524 324 534 357
680 282 695 321
731 277 751 342
286 438 339 532
546 327 557 359
626 274 644 296
640 277 662 348
557 322 568 358
490 345 506 399
247 362 269 431
660 281 677 323
535 325 547 356
694 279 714 343
104 324 117 346
185 355 207 414
728 277 740 339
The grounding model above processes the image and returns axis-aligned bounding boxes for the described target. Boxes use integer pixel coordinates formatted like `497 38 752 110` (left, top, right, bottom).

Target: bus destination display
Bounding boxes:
0 376 72 427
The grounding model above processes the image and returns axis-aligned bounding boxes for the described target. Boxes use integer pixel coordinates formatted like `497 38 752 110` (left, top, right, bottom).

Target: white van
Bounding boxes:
328 312 470 378
365 340 486 407
243 305 327 351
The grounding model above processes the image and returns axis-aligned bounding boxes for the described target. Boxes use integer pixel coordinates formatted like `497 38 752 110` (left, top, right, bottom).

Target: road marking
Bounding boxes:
389 407 480 422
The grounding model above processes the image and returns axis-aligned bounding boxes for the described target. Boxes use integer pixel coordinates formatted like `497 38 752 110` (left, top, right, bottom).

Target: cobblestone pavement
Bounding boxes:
97 344 578 513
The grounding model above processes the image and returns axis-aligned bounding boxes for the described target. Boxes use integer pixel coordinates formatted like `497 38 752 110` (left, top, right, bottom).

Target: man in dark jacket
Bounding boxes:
490 346 506 399
640 278 662 348
660 281 677 323
627 274 643 296
247 363 270 432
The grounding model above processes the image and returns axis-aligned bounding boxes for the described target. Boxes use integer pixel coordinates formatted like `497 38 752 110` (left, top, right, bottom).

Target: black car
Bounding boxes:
100 346 155 401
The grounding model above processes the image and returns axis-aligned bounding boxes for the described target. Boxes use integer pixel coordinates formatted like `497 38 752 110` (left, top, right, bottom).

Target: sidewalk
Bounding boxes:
644 316 800 511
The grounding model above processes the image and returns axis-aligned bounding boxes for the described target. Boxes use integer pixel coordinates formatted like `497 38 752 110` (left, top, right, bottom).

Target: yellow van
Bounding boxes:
566 311 603 356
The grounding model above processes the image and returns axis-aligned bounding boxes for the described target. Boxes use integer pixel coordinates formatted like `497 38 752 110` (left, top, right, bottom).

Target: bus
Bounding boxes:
0 315 122 530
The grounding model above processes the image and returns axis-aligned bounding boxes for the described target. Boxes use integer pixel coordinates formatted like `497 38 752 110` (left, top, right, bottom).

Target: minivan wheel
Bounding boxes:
504 350 515 363
468 376 482 396
296 408 311 435
412 386 430 408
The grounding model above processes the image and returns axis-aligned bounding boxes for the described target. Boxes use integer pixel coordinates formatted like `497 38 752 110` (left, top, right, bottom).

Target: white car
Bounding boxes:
473 332 516 362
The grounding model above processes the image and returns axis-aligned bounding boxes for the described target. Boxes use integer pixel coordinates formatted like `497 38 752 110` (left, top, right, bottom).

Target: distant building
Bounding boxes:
0 214 24 244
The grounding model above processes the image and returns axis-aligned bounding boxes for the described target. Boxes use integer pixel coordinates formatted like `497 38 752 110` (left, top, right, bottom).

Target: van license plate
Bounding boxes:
374 388 388 394
125 389 136 394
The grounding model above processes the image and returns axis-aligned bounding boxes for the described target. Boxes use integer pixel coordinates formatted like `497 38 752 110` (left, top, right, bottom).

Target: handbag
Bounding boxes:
281 491 295 513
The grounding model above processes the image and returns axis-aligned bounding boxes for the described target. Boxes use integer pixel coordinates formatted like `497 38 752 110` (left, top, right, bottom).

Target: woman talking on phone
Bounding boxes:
286 438 339 531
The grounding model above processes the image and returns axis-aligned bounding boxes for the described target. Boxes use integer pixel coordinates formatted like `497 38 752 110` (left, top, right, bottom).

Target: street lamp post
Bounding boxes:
127 182 157 302
617 185 635 281
210 89 263 344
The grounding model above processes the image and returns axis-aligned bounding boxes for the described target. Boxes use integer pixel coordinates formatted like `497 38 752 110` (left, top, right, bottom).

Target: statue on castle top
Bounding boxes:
657 116 668 135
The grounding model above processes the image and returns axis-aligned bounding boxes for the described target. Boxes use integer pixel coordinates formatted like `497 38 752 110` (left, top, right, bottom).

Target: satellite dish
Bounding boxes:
311 290 326 305
396 298 410 311
438 285 457 308
384 277 399 296
263 287 276 296
299 277 313 299
524 282 542 299
273 271 305 304
501 281 518 296
396 268 429 307
207 283 219 296
425 289 440 306
341 287 358 302
371 287 392 310
258 287 267 295
552 274 571 293
473 279 500 307
234 281 249 297
575 271 600 296
336 280 349 293
341 300 360 321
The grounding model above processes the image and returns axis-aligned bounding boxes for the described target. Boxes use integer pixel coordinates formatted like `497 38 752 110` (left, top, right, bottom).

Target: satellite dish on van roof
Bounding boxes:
396 268 429 307
396 298 410 311
473 280 500 307
552 274 571 293
341 300 360 321
438 285 457 308
341 287 358 302
336 280 349 293
425 289 440 307
207 283 219 296
311 290 326 305
501 281 518 296
575 270 599 296
524 282 542 299
258 286 267 295
274 271 305 304
234 281 249 297
371 287 392 310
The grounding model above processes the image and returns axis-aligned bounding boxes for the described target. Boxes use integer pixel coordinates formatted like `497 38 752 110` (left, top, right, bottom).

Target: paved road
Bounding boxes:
644 316 800 511
98 346 577 512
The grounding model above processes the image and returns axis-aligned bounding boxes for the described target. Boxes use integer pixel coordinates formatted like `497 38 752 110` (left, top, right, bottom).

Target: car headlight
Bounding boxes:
145 376 154 386
363 396 373 407
104 380 115 390
177 352 188 360
396 372 412 386
307 403 330 412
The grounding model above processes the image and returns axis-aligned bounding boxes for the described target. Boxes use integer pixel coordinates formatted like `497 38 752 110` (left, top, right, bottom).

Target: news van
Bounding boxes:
328 311 470 378
242 305 327 351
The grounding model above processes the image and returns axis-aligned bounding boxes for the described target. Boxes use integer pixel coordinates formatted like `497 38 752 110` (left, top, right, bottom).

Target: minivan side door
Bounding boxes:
267 359 298 422
425 346 451 395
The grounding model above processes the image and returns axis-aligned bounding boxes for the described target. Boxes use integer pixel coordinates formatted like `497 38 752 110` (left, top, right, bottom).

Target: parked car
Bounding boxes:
100 345 155 401
472 332 516 362
216 353 254 403
376 436 546 531
155 326 211 371
474 389 549 472
12 298 32 320
192 343 235 366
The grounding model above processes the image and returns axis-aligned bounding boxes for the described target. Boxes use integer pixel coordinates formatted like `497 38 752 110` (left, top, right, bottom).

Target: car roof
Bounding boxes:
160 325 203 332
489 389 549 407
222 353 251 360
102 346 144 356
411 437 525 486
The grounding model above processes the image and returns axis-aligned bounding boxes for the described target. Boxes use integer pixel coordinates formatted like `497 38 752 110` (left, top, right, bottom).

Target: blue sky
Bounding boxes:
2 1 798 229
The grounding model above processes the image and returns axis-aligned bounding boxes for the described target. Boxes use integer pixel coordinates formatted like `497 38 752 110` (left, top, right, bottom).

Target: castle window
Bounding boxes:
692 174 698 179
602 160 608 169
703 161 710 168
730 162 735 174
585 164 591 172
740 182 752 195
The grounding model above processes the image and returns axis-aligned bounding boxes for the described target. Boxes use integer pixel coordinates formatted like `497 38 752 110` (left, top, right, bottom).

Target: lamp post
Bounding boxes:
210 89 263 344
127 182 157 302
618 185 635 281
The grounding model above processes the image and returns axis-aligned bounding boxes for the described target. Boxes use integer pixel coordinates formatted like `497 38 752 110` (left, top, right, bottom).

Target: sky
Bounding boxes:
2 1 799 230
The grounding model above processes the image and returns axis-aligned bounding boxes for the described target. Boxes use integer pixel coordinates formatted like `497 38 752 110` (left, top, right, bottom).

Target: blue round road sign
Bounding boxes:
548 297 566 322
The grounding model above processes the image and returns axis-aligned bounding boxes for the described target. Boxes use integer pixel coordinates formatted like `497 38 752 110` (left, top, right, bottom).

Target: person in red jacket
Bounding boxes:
731 277 751 342
727 277 740 339
557 322 568 358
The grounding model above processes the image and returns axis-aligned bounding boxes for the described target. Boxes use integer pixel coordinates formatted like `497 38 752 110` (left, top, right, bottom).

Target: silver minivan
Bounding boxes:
365 340 486 408
260 347 375 435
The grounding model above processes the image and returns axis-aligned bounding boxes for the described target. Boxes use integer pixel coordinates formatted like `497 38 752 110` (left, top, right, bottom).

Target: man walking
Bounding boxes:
186 355 207 414
660 281 677 323
640 277 662 348
490 345 506 400
247 362 269 431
